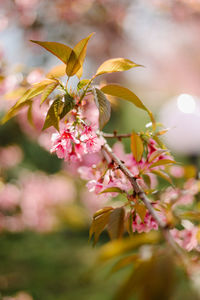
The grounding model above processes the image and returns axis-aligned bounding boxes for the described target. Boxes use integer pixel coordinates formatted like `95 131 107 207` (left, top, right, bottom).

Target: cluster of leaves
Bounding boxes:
1 33 154 132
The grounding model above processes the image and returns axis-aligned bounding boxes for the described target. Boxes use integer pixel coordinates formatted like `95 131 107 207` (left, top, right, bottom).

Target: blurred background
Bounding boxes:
0 0 200 299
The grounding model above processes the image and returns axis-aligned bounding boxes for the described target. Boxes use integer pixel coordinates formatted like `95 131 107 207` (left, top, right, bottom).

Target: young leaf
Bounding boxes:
27 102 34 127
107 207 125 240
100 187 125 194
66 33 94 78
151 169 173 185
77 79 90 91
1 80 53 124
142 174 151 188
59 93 75 119
42 97 64 131
131 132 144 162
101 84 155 129
93 88 111 130
40 80 59 105
93 207 114 218
135 202 146 222
89 208 113 245
46 64 66 78
96 58 141 76
30 40 72 64
150 159 176 169
148 149 168 163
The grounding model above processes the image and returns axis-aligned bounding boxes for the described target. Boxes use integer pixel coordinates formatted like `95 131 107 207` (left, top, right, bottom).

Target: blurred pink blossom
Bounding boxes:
171 221 199 251
0 145 23 169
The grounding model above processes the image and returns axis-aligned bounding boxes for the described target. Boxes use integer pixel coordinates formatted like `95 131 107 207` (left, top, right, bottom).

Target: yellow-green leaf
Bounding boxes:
93 207 114 219
77 79 90 91
66 33 94 78
4 87 27 101
100 187 125 194
96 58 141 76
156 128 170 136
59 93 75 120
101 84 155 129
178 211 200 222
107 207 125 240
1 80 53 124
150 159 176 169
40 80 59 105
27 102 34 127
93 88 111 130
151 170 173 185
43 98 64 131
46 64 66 78
131 132 144 162
99 231 160 261
148 149 168 163
30 40 72 64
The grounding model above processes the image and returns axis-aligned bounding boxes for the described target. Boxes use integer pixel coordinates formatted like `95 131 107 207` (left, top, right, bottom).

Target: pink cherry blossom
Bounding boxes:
51 122 104 162
132 211 158 233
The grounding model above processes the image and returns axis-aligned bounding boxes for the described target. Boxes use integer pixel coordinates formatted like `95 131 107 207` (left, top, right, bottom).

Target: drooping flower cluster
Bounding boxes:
51 121 104 162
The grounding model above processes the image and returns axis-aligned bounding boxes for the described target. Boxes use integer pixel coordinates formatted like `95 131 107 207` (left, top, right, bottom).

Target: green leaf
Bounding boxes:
30 40 72 64
96 58 142 76
89 208 113 245
42 97 64 131
150 159 176 169
100 187 125 194
93 88 111 130
107 207 125 240
1 80 53 124
40 80 59 105
101 84 155 129
151 169 173 185
66 33 94 78
131 131 144 162
77 79 90 91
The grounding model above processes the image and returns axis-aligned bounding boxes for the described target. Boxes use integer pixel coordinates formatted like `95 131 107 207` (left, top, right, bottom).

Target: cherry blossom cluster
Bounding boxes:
51 121 104 162
132 211 158 233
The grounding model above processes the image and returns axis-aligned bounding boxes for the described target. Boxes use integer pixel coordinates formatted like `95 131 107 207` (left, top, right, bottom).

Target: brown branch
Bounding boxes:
102 132 131 139
102 141 188 264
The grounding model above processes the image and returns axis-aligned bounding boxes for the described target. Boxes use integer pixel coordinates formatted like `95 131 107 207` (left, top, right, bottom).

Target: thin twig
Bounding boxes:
102 132 131 139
